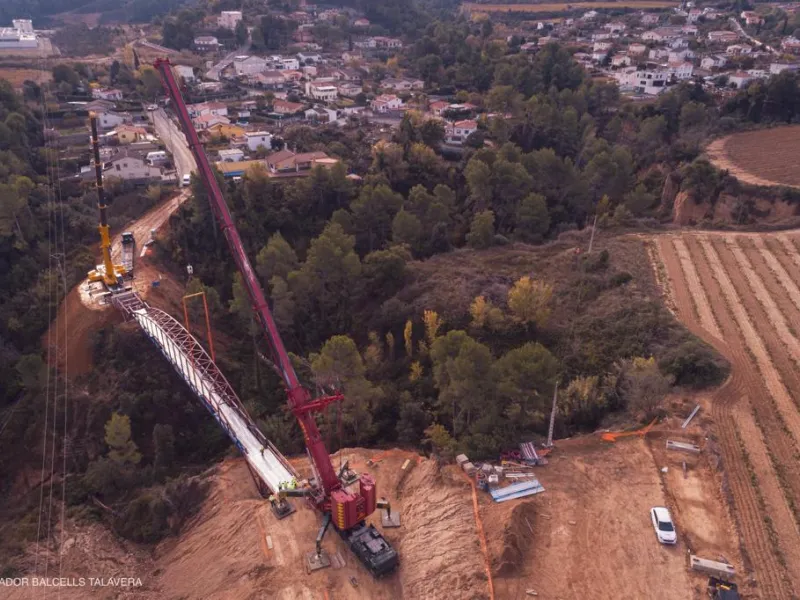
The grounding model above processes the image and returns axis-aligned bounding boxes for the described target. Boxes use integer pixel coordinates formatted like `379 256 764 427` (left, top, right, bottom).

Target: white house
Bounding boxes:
218 11 242 30
770 62 800 75
96 110 129 130
641 13 660 26
649 47 669 60
371 94 403 113
687 9 702 23
194 36 220 51
726 44 752 55
306 82 338 102
105 152 161 181
245 131 272 152
611 53 632 67
445 120 478 145
708 31 739 44
615 66 669 95
188 101 228 118
668 49 694 62
297 52 322 64
381 78 425 92
92 88 123 101
729 71 758 88
700 54 728 69
667 60 693 80
605 21 626 34
218 148 245 162
275 56 300 70
174 65 195 81
194 114 231 130
374 37 403 49
337 82 363 97
234 56 267 76
628 43 647 55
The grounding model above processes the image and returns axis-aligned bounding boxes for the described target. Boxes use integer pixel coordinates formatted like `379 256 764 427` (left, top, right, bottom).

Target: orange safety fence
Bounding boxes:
600 417 658 442
462 472 495 600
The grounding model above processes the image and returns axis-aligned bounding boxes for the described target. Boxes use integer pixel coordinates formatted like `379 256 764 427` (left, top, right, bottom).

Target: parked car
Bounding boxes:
650 506 677 544
182 173 191 187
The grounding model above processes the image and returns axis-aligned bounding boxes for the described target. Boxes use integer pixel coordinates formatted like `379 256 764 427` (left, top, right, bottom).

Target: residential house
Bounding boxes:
337 82 363 98
374 37 403 49
280 70 303 82
253 70 287 88
770 62 800 75
667 60 693 80
429 100 450 117
105 151 161 181
202 122 246 140
218 148 245 163
354 18 370 27
687 9 702 23
381 78 424 92
272 99 305 115
275 56 300 70
615 65 670 95
96 110 129 130
188 102 228 118
707 31 739 44
642 27 682 42
246 131 273 152
304 107 338 123
115 125 147 144
146 151 168 166
354 38 377 49
612 53 632 67
445 120 478 145
700 54 728 69
234 55 267 76
342 50 364 63
641 13 660 26
92 88 123 101
306 82 338 102
582 10 598 20
218 10 242 30
370 94 403 113
681 25 699 36
520 42 538 53
782 37 800 54
726 44 752 55
265 150 338 176
174 65 195 82
592 32 613 42
194 36 220 51
628 43 647 56
649 47 669 61
605 21 626 34
741 11 763 26
298 52 322 64
668 48 694 62
194 114 231 130
729 71 758 89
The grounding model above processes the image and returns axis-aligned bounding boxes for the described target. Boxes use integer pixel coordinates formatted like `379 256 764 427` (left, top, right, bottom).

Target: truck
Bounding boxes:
121 232 135 275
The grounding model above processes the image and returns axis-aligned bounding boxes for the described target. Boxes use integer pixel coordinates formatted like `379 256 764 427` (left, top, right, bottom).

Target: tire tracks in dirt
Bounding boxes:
672 237 723 341
656 236 789 599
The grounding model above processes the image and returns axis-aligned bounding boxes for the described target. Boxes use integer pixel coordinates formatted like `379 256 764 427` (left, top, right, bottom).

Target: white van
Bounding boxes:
182 173 191 187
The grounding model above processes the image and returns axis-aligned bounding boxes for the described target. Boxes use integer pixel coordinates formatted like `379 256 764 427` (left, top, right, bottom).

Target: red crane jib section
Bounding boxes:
153 59 376 528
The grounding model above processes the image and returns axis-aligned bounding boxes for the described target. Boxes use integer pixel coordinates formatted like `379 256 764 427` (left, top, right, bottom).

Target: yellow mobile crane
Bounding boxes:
87 112 129 289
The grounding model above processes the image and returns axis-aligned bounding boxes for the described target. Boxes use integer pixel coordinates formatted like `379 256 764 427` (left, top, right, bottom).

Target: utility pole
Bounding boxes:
587 212 599 255
546 380 559 448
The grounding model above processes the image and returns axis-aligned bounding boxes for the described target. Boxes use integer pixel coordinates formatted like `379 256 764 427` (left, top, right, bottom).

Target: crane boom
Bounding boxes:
152 59 344 497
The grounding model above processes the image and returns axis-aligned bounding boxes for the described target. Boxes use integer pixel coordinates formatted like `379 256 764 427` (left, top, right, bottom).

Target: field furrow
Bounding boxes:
672 238 723 340
751 236 800 315
770 235 800 282
725 237 800 366
701 237 800 445
659 236 788 599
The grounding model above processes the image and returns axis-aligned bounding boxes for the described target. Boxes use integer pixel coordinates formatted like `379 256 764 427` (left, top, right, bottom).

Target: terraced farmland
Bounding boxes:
656 231 800 599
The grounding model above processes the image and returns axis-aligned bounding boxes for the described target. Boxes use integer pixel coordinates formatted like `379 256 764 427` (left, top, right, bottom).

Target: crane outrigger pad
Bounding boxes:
381 509 401 528
306 550 331 573
271 501 296 520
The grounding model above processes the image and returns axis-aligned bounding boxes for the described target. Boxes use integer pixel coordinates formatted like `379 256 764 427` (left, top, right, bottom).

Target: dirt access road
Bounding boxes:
656 230 800 599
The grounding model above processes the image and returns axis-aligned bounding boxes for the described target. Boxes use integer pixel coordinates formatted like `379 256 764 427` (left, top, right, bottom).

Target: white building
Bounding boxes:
246 131 272 152
726 44 752 55
445 120 478 145
188 101 228 118
218 11 242 30
0 19 36 48
615 66 669 95
218 148 245 162
105 153 162 181
700 54 728 69
371 94 403 113
668 49 694 62
174 65 195 81
96 110 129 130
306 82 338 102
274 56 300 71
667 60 693 80
92 88 124 101
194 36 220 51
297 52 322 64
234 56 267 76
729 71 758 89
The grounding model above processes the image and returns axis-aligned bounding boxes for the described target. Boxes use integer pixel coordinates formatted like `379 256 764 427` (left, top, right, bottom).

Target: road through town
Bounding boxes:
149 107 196 181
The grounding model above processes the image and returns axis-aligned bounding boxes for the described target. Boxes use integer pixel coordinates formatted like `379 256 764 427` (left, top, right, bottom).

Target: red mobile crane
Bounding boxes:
153 59 398 576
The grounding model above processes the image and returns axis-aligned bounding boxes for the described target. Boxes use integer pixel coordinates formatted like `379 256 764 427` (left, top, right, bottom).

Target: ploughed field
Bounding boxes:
656 231 800 599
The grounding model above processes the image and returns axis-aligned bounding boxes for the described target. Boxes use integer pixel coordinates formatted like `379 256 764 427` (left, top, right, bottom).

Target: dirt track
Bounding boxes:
656 231 800 599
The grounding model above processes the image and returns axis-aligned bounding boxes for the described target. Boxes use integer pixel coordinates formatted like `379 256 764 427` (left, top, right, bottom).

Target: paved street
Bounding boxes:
149 107 196 181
